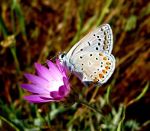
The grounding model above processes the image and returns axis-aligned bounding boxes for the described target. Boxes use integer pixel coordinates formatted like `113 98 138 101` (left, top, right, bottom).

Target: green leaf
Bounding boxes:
127 82 149 106
125 15 137 31
117 105 125 131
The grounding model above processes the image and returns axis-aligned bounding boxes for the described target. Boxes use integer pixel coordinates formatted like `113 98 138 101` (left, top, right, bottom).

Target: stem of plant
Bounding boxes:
77 100 102 114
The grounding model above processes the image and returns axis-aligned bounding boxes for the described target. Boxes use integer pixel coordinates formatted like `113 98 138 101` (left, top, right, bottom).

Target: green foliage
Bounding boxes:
125 15 137 31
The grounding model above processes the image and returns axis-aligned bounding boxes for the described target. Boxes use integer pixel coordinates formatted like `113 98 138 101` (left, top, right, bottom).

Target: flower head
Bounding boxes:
21 59 70 103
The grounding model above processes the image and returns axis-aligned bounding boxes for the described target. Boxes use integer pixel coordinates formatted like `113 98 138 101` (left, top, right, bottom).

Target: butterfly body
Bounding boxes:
59 24 115 85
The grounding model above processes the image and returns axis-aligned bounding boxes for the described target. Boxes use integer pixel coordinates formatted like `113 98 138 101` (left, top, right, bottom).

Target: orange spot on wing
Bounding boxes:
99 73 103 79
102 69 107 74
106 62 111 65
93 77 99 83
105 66 109 70
99 53 103 56
103 57 107 60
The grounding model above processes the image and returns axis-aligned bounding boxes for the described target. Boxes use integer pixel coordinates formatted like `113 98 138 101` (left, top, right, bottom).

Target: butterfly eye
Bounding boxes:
60 54 65 58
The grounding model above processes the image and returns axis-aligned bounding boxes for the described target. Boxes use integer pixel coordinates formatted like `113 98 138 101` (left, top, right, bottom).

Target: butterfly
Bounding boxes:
59 24 115 86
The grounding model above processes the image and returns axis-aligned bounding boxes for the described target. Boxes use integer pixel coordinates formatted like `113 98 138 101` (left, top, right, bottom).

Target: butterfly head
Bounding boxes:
59 53 66 62
59 53 75 72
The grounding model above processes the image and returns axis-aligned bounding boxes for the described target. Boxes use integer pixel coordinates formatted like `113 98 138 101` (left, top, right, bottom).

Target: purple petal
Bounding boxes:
63 77 70 90
24 73 48 87
59 85 68 96
34 63 54 81
46 60 62 80
24 95 54 103
21 84 50 94
50 91 63 99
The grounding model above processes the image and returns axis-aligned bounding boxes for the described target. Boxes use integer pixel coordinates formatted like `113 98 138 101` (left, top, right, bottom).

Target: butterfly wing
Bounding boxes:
70 51 115 85
61 24 115 85
66 24 113 61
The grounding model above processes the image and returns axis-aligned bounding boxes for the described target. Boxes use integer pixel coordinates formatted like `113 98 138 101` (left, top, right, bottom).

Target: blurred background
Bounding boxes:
0 0 150 130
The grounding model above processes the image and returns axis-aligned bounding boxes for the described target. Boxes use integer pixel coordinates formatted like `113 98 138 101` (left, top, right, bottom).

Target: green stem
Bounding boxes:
0 12 20 73
96 0 112 26
47 105 51 127
10 47 20 73
0 115 20 131
0 16 8 37
77 100 102 114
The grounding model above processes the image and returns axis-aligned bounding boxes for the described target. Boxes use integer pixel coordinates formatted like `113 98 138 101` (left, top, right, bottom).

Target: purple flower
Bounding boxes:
21 59 70 103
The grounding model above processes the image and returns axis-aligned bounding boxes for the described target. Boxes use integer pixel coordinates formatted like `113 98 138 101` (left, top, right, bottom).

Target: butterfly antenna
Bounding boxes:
68 73 72 80
50 55 57 61
42 53 60 66
49 52 61 61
